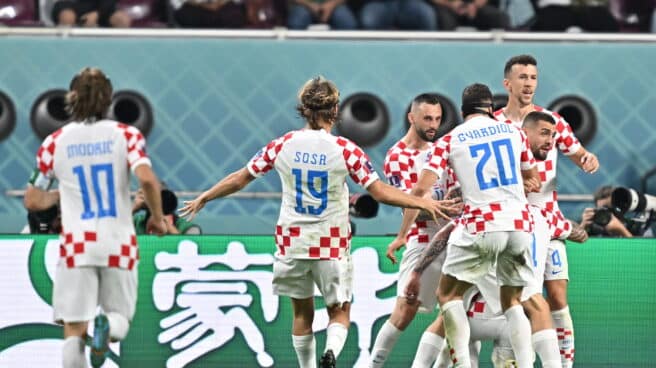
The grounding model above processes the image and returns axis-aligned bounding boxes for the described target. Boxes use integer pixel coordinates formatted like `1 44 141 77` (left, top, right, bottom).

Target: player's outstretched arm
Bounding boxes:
569 147 599 174
179 167 256 221
24 186 59 212
405 221 456 303
366 180 453 222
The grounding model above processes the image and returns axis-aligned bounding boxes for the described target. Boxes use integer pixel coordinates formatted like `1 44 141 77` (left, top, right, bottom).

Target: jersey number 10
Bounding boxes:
72 163 117 220
469 138 518 190
292 169 328 215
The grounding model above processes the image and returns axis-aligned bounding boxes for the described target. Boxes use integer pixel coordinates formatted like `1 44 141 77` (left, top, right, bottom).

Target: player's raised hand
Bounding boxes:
404 272 421 305
386 236 406 264
178 197 206 221
523 176 541 194
580 151 599 174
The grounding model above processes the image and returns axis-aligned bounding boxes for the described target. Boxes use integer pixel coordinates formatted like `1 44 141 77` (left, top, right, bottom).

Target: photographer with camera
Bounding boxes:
581 185 633 237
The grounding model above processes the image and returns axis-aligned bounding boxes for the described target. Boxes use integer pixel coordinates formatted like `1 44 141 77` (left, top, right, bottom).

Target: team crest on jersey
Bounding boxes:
387 175 401 188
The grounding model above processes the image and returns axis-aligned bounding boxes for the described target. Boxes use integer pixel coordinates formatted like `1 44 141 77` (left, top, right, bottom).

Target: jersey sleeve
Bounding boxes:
519 129 536 170
338 138 379 189
36 130 61 179
383 148 414 192
553 113 582 156
247 132 293 178
424 134 452 178
118 124 151 171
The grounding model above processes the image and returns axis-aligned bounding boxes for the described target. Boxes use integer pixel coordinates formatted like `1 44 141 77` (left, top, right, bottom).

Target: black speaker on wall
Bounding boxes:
0 91 16 142
404 93 460 139
337 92 389 147
548 95 597 146
108 90 154 137
30 89 70 140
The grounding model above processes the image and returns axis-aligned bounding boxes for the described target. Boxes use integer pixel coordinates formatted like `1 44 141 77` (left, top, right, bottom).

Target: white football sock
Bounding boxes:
432 340 451 368
369 320 402 367
532 329 561 368
411 331 444 368
106 312 129 341
442 300 470 368
325 323 348 358
552 306 575 368
292 334 316 368
62 336 86 368
504 305 533 368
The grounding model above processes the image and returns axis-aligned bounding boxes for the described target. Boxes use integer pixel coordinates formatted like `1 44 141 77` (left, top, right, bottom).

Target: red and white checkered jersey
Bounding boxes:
35 120 151 270
247 129 379 260
494 106 580 238
383 140 458 245
425 116 536 234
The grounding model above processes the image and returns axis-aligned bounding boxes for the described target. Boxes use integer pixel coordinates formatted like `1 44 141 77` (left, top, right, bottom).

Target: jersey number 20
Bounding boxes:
72 163 117 220
469 138 518 190
292 169 328 215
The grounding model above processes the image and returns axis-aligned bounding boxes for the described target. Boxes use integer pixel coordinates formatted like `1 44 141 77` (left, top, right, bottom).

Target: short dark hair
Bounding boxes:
504 54 537 77
594 185 615 202
462 83 492 108
522 111 556 128
412 93 441 107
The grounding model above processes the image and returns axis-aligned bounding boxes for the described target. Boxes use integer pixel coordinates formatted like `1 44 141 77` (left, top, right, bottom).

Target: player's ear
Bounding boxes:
502 78 510 91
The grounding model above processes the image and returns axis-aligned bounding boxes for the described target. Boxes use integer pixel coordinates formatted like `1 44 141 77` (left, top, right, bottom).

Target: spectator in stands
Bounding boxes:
52 0 132 27
171 0 247 28
358 0 437 30
287 0 358 30
532 0 619 32
609 0 655 32
428 0 510 30
133 188 202 235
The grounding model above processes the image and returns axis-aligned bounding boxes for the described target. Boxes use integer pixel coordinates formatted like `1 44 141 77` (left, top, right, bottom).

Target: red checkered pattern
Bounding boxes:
383 141 423 192
461 203 533 234
308 226 351 260
248 131 296 176
60 231 98 268
108 234 139 270
557 327 575 362
405 221 431 244
337 137 377 187
536 159 554 182
36 128 63 176
425 134 452 175
466 299 486 317
519 129 536 169
274 225 301 256
543 192 572 239
117 123 149 169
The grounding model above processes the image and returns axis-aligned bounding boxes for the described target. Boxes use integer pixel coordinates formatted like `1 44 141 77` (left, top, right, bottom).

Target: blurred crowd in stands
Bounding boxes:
1 0 654 33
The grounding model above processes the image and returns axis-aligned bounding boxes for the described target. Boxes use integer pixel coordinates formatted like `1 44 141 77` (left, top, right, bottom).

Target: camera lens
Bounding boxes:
592 207 612 227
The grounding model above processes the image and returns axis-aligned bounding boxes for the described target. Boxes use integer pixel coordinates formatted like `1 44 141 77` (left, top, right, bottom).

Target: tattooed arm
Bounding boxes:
404 221 456 303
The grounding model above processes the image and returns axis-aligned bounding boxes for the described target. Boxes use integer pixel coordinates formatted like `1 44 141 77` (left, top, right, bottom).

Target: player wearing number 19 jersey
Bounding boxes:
179 76 448 368
25 67 166 368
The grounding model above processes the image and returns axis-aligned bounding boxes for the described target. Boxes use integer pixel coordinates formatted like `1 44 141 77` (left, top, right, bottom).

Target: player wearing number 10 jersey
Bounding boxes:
180 76 451 368
25 67 167 368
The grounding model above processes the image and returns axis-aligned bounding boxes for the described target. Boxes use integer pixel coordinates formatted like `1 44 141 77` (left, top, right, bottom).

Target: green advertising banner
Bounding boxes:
0 235 654 367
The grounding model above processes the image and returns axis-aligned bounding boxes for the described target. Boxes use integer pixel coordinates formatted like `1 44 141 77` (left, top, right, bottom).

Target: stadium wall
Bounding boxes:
0 235 653 367
0 36 655 234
